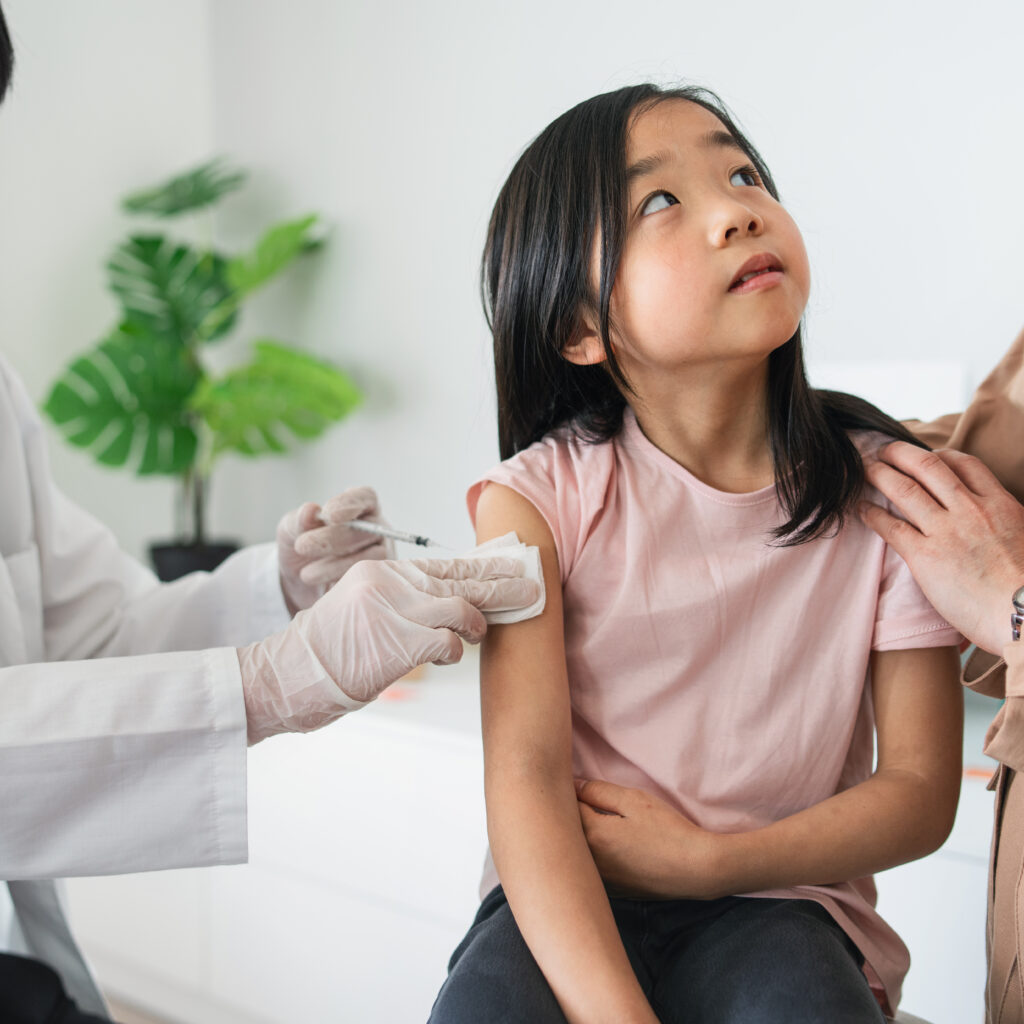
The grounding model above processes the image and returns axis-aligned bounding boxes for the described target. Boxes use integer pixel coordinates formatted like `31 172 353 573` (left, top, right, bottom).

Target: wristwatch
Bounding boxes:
1013 585 1024 642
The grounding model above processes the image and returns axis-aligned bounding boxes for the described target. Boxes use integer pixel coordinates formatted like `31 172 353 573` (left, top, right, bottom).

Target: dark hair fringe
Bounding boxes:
0 3 12 105
483 83 926 545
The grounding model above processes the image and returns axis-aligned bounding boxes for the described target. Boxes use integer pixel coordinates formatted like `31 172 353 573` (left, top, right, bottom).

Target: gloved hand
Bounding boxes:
276 485 393 616
238 555 543 744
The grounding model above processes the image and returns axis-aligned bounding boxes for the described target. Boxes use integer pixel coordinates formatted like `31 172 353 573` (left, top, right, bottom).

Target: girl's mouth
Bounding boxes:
729 253 784 292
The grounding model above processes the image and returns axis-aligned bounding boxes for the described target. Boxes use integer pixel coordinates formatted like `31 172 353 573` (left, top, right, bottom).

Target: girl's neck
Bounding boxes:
629 359 774 493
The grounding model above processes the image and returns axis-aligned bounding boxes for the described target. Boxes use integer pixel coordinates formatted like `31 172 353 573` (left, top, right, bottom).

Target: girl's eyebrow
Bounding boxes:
702 128 746 155
626 152 670 186
625 131 747 186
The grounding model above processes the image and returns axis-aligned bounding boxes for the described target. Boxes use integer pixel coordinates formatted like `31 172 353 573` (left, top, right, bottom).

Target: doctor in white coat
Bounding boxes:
0 14 540 1023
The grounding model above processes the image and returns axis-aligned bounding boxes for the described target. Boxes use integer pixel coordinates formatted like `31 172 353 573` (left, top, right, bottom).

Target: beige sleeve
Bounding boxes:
965 642 1024 774
904 326 1024 504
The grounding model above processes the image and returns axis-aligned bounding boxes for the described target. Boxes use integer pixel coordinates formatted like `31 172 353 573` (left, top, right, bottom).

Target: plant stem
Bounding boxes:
192 473 206 547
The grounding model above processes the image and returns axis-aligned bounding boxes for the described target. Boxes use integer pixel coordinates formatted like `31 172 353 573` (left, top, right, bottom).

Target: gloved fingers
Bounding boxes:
298 545 388 586
405 555 527 582
277 501 322 546
448 575 542 612
425 628 467 666
385 560 540 613
319 485 382 525
294 521 385 560
410 595 488 644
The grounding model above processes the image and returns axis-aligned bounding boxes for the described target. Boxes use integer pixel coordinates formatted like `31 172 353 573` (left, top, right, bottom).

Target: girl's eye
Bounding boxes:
730 166 762 188
640 191 678 216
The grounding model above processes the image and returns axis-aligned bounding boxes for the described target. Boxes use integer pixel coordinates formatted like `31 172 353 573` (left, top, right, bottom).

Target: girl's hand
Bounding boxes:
576 779 722 900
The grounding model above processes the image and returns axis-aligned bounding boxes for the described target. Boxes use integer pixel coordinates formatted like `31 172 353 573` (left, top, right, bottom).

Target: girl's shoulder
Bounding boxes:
467 427 619 580
479 426 618 496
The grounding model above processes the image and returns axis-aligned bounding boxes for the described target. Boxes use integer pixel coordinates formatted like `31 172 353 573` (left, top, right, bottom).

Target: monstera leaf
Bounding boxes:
226 215 321 295
108 235 237 344
192 340 361 457
121 159 247 218
198 215 322 339
43 326 201 474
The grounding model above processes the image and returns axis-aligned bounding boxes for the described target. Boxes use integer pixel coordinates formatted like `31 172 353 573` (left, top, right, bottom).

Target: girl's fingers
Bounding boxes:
574 778 627 815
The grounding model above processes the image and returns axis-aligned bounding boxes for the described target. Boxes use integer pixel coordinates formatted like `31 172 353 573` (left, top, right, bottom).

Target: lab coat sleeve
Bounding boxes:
0 359 288 878
0 648 248 878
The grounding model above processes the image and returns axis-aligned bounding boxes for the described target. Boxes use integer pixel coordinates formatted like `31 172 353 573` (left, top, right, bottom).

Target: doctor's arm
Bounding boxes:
475 483 658 1024
579 644 963 898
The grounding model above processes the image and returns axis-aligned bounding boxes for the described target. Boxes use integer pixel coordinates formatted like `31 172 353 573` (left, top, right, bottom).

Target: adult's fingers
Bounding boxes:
278 501 322 543
411 595 489 644
863 458 946 532
390 561 541 611
857 499 925 557
422 628 466 666
933 448 1007 497
874 441 975 510
295 522 384 560
448 576 541 612
319 486 381 524
407 555 527 582
298 543 388 586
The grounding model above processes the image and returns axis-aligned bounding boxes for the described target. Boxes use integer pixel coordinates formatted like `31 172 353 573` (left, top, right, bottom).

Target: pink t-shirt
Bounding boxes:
467 408 960 1013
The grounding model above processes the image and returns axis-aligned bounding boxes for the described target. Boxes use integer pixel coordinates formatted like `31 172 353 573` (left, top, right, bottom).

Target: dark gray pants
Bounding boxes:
0 954 113 1024
427 886 887 1023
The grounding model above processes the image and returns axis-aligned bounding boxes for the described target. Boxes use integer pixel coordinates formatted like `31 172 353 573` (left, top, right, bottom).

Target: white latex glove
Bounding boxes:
276 485 394 616
238 555 542 744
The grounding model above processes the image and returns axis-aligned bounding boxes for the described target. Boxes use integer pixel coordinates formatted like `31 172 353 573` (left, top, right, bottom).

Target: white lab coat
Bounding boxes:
0 356 290 1016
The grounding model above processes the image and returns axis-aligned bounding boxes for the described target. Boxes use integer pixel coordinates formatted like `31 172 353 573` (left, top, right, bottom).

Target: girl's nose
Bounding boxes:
708 202 764 247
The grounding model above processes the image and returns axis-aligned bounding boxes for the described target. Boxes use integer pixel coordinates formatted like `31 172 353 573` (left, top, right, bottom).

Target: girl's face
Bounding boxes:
569 100 810 385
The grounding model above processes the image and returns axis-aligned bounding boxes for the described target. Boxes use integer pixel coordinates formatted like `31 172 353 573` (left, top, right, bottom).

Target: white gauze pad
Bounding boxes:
457 531 546 625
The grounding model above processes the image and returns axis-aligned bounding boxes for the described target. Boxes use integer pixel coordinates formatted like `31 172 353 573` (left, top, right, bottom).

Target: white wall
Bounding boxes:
0 0 215 558
203 0 1024 550
4 1 1022 559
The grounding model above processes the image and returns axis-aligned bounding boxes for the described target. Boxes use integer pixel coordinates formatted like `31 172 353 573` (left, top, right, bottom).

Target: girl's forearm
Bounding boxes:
710 767 958 897
488 769 658 1024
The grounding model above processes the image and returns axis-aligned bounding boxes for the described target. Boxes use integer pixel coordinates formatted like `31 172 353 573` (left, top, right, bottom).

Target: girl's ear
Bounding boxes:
562 319 606 366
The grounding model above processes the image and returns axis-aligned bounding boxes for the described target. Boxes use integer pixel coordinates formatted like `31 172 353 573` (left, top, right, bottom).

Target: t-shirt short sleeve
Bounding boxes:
466 431 610 583
871 507 962 652
850 433 961 652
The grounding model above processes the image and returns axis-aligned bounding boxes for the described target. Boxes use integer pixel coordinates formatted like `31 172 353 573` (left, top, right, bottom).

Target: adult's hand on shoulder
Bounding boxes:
239 556 543 743
859 441 1024 654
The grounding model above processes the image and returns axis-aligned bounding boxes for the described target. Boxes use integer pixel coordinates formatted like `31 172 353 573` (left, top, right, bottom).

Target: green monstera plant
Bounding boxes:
44 160 361 578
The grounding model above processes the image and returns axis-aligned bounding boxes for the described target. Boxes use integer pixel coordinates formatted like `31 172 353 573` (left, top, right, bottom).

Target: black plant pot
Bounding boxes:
149 541 240 582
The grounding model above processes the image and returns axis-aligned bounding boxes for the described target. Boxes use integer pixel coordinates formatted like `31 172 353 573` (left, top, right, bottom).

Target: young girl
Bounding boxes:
428 84 963 1024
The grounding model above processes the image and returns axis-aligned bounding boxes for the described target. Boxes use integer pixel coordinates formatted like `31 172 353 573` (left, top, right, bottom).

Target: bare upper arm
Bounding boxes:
474 482 572 778
871 645 963 797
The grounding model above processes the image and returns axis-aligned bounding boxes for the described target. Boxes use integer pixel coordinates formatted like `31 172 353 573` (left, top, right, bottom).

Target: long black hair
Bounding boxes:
0 3 12 105
482 83 925 545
